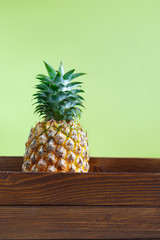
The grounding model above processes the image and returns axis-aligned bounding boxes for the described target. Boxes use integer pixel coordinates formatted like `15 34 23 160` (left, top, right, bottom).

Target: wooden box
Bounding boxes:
0 156 160 239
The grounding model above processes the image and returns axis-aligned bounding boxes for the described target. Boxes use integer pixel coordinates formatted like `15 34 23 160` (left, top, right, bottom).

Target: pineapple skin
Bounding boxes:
23 119 90 173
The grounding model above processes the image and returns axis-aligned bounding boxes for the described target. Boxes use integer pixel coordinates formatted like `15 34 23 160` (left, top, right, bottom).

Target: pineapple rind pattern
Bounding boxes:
23 119 89 173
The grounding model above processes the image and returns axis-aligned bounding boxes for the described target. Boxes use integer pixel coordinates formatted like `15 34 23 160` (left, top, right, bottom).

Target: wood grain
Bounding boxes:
1 156 160 172
0 206 160 239
0 156 23 171
0 157 160 240
0 171 160 206
89 157 160 173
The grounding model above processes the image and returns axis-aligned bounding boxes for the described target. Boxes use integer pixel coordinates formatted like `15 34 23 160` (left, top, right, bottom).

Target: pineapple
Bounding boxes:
22 61 90 173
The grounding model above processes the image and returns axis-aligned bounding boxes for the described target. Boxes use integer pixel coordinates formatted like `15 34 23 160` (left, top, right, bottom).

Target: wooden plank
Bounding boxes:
0 171 160 206
0 206 160 239
0 156 23 171
89 157 160 173
1 156 160 173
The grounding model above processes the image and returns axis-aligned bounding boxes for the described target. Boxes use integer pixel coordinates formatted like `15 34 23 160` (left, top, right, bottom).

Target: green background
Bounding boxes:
0 0 160 158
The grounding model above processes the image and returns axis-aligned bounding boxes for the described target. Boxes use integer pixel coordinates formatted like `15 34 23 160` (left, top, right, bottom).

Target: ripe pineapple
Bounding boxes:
22 61 89 173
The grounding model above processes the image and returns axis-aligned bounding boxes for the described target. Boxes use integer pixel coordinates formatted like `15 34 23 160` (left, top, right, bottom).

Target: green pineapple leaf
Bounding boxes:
72 89 85 94
63 69 75 81
77 95 85 101
34 61 86 121
66 81 82 91
36 74 52 82
58 61 65 76
54 72 63 85
71 72 86 80
43 61 57 79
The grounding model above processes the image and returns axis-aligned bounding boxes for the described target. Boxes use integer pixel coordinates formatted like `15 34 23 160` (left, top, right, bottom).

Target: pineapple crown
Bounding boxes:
33 61 86 122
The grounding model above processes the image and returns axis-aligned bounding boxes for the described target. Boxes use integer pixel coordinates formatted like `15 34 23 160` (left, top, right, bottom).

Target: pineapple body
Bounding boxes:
23 119 89 172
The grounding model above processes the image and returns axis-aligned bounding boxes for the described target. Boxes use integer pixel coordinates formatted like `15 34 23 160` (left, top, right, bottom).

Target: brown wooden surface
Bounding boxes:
89 157 160 173
0 171 160 206
1 156 160 172
0 206 160 239
0 157 160 239
0 157 160 240
0 156 23 171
